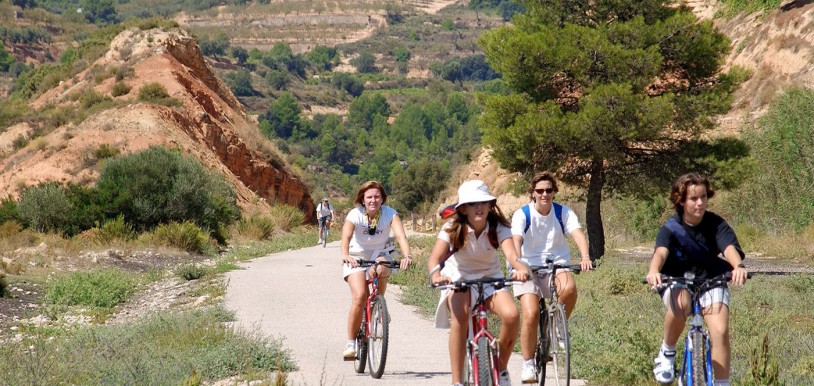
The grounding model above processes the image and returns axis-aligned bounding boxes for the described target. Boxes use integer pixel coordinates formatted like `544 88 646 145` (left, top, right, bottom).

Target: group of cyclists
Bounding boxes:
330 172 748 386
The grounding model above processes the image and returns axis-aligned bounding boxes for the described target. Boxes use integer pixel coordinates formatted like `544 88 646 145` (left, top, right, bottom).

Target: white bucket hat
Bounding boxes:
455 180 496 208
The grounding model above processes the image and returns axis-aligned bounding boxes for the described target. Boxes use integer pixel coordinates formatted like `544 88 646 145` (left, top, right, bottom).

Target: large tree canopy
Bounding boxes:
479 0 749 258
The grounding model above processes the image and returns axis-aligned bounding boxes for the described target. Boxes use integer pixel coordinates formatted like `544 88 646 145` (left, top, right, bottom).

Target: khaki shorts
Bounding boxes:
511 268 573 299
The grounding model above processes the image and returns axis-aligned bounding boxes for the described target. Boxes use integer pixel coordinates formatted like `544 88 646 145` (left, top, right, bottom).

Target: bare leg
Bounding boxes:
555 270 578 318
704 303 731 380
488 291 520 371
663 288 691 346
448 291 471 384
346 272 368 340
519 293 541 360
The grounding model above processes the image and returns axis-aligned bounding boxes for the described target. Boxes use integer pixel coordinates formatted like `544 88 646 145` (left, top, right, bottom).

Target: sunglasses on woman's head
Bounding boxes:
534 188 555 195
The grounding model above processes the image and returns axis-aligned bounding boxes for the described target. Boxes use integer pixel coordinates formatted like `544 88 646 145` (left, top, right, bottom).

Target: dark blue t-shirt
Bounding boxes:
654 212 744 279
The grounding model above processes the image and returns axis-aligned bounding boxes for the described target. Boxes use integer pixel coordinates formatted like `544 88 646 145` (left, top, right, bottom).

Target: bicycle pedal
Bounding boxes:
343 356 356 362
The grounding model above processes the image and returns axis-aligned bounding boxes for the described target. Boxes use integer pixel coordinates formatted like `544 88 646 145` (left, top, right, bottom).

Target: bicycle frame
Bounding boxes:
648 272 743 386
468 281 502 386
430 270 520 386
530 263 580 386
353 259 399 378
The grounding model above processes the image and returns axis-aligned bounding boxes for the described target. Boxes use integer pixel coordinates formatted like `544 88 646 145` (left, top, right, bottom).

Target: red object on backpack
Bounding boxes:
439 204 457 220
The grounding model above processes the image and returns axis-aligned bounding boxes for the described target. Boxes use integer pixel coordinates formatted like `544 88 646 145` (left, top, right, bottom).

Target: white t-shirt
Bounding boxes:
316 203 333 217
438 221 512 281
510 203 582 266
346 205 398 257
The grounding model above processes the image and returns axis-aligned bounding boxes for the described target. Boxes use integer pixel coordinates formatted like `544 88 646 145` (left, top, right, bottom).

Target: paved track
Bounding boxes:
225 241 585 386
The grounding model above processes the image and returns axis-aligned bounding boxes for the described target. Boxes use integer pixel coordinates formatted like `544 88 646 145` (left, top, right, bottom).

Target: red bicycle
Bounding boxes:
348 259 401 379
431 267 521 386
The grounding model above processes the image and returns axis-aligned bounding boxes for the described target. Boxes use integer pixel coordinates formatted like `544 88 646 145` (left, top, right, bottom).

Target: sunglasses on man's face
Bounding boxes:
534 188 555 195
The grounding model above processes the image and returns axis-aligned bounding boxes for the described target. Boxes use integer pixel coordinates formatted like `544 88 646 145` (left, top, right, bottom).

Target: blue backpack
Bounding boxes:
663 217 716 261
521 202 565 236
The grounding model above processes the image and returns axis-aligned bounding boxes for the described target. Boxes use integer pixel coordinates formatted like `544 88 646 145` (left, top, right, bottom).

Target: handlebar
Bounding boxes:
642 271 752 290
530 263 582 274
356 259 402 269
429 276 524 291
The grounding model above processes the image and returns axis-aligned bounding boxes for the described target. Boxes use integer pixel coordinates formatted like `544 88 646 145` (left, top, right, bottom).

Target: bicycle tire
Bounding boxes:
353 314 368 374
322 226 328 247
549 303 570 386
476 336 495 386
368 295 389 378
690 330 708 386
536 301 549 386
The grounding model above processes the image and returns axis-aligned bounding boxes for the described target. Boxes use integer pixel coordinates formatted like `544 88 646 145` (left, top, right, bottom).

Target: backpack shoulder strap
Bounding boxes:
663 217 711 259
552 202 565 235
522 204 531 234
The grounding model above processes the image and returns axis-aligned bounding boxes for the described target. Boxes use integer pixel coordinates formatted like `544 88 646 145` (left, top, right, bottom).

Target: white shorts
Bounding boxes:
342 250 401 278
512 271 553 299
661 285 730 310
434 280 506 329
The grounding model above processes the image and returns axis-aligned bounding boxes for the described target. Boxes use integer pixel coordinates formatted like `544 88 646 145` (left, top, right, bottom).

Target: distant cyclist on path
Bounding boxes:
317 197 335 244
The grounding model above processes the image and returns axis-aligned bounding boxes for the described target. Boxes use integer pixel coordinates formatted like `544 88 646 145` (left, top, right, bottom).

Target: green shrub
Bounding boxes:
111 81 131 97
235 214 275 240
95 215 135 244
44 269 134 308
149 221 209 254
93 143 120 159
95 146 240 241
17 183 74 234
175 263 208 281
268 204 304 232
0 196 20 224
138 82 181 106
0 97 31 128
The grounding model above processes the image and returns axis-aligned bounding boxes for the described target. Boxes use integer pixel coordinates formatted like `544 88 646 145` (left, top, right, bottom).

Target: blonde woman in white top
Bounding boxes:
340 181 413 359
428 180 530 386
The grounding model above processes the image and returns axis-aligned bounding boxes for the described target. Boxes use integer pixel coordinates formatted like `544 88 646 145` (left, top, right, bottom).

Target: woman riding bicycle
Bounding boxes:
510 171 592 383
428 180 530 386
316 197 335 244
341 181 412 360
645 173 748 385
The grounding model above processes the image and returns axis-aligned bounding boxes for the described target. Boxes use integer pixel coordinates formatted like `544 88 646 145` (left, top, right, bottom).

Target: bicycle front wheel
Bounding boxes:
536 303 549 386
353 315 368 374
368 295 390 378
322 227 328 247
475 336 495 386
690 330 709 386
549 303 570 386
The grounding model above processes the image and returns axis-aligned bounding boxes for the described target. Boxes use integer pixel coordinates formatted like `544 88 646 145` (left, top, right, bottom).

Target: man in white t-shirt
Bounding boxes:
316 197 335 244
510 171 593 383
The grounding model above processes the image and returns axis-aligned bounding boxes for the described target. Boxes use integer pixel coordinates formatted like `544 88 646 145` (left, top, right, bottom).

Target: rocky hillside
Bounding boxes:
0 27 316 222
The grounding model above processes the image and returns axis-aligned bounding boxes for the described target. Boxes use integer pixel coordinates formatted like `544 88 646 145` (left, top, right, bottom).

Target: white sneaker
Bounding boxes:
318 239 324 244
498 369 512 386
342 343 356 360
520 364 537 383
653 349 676 384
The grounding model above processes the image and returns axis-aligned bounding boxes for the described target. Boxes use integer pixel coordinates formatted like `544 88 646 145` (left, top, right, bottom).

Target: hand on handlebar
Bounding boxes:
511 267 530 282
730 266 748 286
343 256 359 267
645 270 663 287
431 273 451 286
579 258 594 272
399 258 412 271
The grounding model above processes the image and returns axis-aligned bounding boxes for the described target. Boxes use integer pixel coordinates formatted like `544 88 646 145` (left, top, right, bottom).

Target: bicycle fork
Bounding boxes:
683 303 712 386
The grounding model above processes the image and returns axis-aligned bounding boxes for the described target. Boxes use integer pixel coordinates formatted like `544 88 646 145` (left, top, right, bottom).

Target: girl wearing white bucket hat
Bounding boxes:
427 179 531 386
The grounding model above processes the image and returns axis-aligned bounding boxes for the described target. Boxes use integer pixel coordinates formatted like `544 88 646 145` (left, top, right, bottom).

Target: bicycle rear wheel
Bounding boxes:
690 330 708 386
476 336 495 386
549 303 570 386
353 314 368 374
535 301 549 386
368 295 390 378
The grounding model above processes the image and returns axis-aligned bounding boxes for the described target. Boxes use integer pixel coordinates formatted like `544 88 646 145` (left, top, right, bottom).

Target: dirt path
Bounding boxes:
224 241 586 385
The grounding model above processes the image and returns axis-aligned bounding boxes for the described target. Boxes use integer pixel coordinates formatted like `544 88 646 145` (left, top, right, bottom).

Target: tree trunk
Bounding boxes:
585 159 605 259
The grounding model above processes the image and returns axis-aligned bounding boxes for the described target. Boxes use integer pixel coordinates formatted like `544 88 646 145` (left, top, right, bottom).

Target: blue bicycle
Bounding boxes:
645 271 745 386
